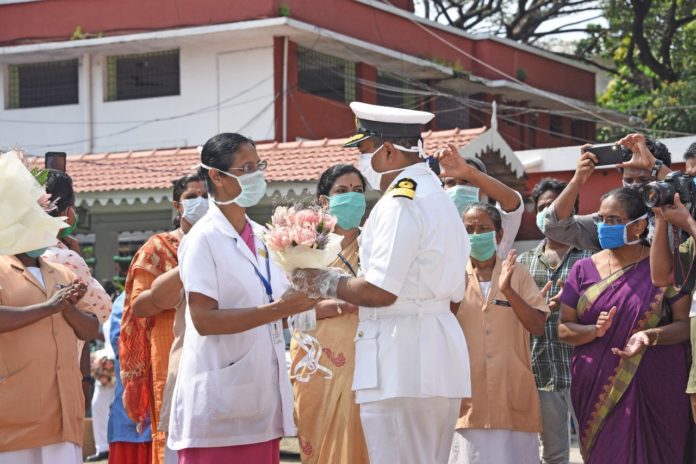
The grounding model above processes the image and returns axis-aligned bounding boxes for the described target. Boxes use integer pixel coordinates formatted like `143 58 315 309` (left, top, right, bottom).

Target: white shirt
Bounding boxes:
354 162 472 403
167 204 294 450
497 191 524 258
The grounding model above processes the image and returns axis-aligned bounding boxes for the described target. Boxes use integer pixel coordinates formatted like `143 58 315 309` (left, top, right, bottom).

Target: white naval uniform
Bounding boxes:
167 204 295 450
354 162 472 464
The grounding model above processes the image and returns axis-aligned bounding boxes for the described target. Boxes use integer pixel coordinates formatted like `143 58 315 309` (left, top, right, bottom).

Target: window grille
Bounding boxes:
7 59 78 109
435 95 469 130
106 49 179 101
550 115 563 137
376 71 418 108
297 47 355 103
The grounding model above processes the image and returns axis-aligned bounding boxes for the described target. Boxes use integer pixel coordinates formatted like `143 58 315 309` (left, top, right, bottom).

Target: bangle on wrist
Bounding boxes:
649 330 660 346
336 300 342 315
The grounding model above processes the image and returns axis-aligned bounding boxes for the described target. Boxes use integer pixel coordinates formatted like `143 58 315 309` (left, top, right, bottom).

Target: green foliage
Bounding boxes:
516 68 527 82
586 0 696 136
278 4 291 17
70 26 84 40
31 167 48 186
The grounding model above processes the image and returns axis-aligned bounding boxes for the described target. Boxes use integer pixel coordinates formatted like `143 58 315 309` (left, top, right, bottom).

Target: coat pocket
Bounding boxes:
352 320 379 391
0 363 41 425
204 360 264 420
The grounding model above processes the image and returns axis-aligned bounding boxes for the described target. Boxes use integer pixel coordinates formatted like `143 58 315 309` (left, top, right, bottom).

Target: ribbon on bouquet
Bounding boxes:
288 313 333 383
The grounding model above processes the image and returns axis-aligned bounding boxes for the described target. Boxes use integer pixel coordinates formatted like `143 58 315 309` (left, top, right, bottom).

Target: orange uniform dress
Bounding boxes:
120 231 180 464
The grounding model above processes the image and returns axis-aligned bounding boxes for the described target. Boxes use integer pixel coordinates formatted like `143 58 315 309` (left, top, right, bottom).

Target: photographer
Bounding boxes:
649 192 696 424
542 133 672 252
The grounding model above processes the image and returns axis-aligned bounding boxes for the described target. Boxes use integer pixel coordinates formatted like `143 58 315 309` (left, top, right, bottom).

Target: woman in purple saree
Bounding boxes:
559 188 691 464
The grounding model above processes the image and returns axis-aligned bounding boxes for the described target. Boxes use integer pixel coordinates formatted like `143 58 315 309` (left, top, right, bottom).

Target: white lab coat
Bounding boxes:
167 204 294 450
354 161 472 404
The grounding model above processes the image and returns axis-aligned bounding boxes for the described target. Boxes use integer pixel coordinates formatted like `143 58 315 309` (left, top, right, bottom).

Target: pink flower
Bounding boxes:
291 227 318 247
320 212 337 232
271 206 290 227
266 228 293 251
295 209 320 228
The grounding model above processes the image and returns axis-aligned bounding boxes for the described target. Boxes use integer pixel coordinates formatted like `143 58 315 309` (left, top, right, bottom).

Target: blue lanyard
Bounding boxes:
238 239 274 303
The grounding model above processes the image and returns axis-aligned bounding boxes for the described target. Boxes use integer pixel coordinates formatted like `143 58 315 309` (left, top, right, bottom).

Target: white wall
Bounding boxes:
0 37 276 154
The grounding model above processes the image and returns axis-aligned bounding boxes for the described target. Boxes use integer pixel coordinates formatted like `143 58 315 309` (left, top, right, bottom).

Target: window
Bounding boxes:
6 59 78 109
434 95 469 130
376 71 417 108
549 114 563 138
297 47 355 103
571 119 589 141
106 49 179 101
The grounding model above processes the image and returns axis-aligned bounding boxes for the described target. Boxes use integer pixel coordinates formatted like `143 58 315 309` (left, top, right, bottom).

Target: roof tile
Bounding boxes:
30 127 486 193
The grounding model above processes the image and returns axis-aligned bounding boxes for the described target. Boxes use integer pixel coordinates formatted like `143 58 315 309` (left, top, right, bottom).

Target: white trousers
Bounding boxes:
91 383 115 453
0 442 81 464
449 429 539 464
360 397 460 464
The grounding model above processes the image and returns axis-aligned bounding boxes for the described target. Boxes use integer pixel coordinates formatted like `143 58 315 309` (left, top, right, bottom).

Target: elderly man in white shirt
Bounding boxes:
293 103 472 464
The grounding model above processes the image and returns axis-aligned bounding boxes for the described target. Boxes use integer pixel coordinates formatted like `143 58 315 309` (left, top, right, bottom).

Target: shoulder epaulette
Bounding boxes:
388 178 417 200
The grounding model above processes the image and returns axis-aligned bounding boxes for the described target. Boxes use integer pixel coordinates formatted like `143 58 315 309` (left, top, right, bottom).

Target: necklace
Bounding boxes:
607 246 645 292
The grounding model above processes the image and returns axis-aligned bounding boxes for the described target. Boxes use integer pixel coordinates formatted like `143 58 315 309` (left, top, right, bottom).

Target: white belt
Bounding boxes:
359 299 450 320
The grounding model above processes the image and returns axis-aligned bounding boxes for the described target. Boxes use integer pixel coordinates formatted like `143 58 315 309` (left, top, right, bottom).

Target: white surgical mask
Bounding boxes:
357 144 405 191
181 197 209 225
200 164 267 207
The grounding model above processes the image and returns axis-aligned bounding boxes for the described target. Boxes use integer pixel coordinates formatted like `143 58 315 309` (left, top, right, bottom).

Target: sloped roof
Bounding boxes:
37 127 488 194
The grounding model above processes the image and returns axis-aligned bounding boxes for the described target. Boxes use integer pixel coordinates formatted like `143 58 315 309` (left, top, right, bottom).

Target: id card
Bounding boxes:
271 320 285 345
295 309 317 332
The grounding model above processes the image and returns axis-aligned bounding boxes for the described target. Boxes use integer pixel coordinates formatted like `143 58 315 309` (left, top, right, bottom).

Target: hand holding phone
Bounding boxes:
45 152 66 172
586 144 623 166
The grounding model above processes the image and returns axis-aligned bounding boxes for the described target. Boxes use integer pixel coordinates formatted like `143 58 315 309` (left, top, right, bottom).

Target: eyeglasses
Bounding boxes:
592 214 629 226
228 160 268 175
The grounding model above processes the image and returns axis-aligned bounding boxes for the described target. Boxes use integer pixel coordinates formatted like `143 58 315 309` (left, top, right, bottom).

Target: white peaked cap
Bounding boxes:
349 102 434 124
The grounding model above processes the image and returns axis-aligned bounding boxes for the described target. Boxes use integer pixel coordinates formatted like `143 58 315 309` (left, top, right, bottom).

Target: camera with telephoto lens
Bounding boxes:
642 171 696 210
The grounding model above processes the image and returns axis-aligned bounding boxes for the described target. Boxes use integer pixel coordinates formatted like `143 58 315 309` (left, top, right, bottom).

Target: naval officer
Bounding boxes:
292 102 472 464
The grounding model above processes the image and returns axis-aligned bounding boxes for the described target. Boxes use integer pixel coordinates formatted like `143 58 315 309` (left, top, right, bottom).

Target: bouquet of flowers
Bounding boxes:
265 204 341 382
265 205 342 272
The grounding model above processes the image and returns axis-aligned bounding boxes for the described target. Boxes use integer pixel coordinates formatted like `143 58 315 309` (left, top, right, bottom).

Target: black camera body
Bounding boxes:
642 171 696 209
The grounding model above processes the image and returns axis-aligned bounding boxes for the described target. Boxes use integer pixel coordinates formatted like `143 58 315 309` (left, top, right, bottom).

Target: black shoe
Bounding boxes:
86 451 109 462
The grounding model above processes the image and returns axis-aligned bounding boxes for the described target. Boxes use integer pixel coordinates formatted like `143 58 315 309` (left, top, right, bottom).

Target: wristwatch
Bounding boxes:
651 159 663 178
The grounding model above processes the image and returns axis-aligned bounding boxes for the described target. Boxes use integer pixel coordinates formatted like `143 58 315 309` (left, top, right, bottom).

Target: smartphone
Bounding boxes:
45 152 67 171
587 144 623 166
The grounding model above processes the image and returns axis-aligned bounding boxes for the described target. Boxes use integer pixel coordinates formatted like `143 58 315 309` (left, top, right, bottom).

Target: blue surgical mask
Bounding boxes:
447 185 479 216
597 214 647 249
536 209 546 233
469 231 497 261
25 247 47 258
328 192 366 230
182 197 209 225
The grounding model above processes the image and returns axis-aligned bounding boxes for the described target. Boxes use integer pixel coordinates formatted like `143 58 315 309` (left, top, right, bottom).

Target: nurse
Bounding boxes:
167 133 317 464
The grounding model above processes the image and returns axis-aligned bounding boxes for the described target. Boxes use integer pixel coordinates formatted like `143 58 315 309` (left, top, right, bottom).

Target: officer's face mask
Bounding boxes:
358 145 405 191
